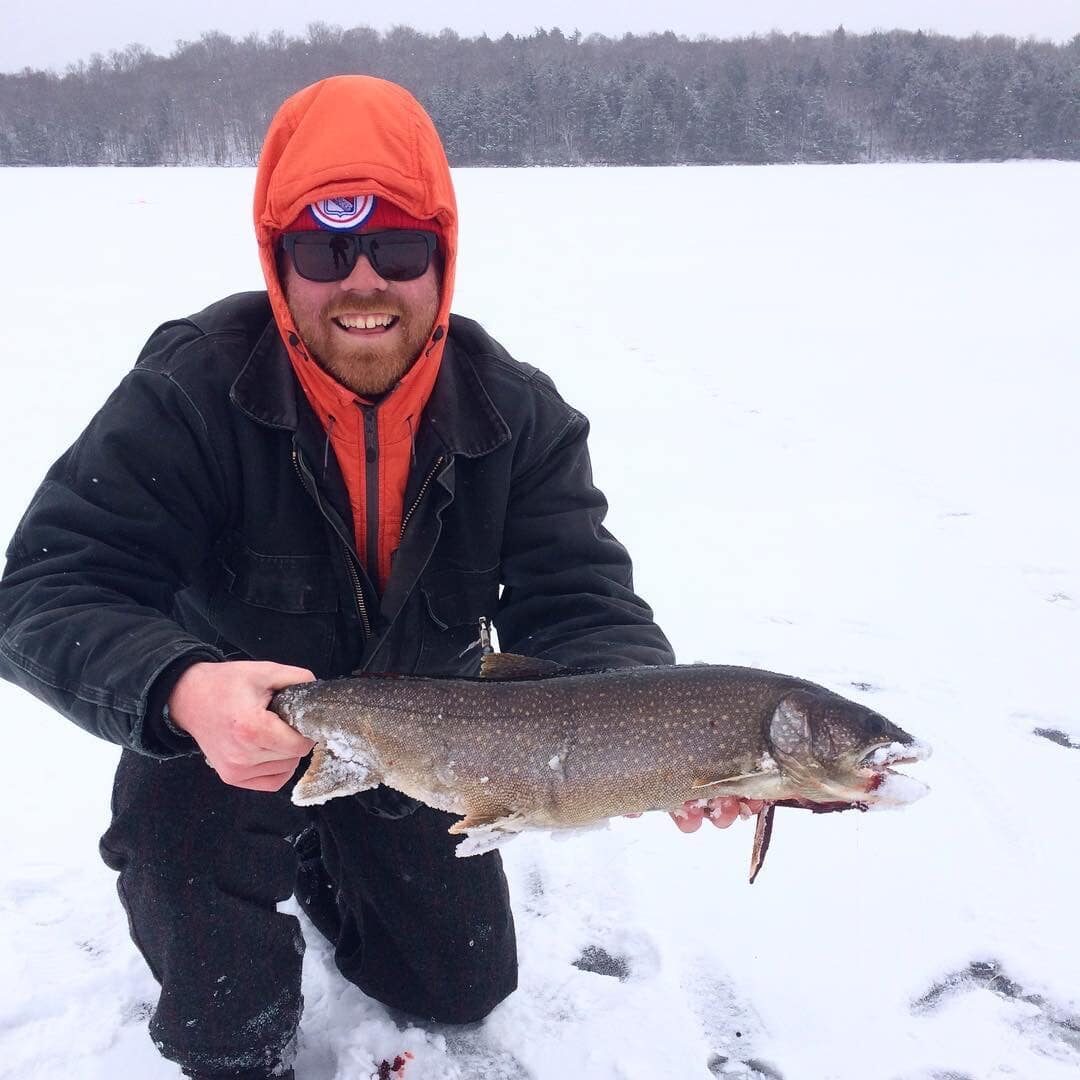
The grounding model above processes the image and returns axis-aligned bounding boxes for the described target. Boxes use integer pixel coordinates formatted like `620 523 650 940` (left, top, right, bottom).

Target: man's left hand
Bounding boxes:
623 796 766 831
669 796 765 832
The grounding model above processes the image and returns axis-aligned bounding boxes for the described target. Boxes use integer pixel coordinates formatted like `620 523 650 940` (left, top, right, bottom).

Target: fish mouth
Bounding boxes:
854 738 932 806
858 738 933 772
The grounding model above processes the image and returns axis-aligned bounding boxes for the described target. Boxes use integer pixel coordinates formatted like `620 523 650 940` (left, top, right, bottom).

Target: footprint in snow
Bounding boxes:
436 1022 532 1080
912 959 1080 1058
1010 712 1079 752
682 958 781 1080
1032 727 1080 751
1046 592 1078 609
571 926 662 984
120 1000 154 1025
707 1052 785 1078
893 1072 976 1080
572 945 630 981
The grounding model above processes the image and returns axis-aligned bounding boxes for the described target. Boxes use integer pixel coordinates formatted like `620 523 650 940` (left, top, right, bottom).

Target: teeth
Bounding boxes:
338 314 394 329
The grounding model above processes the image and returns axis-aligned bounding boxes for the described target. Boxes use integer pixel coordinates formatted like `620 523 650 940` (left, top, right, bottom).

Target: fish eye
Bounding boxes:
864 711 889 736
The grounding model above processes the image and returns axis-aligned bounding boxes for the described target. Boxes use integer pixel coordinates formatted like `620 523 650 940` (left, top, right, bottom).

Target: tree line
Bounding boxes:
1 24 1078 167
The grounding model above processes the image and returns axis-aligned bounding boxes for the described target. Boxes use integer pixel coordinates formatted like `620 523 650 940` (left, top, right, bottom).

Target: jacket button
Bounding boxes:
288 333 300 346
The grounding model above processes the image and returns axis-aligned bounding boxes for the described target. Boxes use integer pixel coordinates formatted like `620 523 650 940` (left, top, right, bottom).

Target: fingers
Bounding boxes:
670 804 705 832
707 798 741 829
244 771 300 792
261 663 317 691
672 798 765 833
209 753 306 791
223 767 300 793
256 710 316 756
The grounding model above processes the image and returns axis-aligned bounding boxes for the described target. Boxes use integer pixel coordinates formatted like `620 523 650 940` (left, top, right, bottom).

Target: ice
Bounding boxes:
2 161 1078 1079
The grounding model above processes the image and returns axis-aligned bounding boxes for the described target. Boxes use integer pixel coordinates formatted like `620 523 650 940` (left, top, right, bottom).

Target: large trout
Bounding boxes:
270 655 930 881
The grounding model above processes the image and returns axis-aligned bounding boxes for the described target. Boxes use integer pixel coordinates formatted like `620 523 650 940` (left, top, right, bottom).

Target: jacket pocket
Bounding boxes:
417 565 500 674
221 547 338 613
209 546 339 673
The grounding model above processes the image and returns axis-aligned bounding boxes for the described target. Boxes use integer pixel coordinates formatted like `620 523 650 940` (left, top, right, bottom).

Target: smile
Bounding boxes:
333 313 399 332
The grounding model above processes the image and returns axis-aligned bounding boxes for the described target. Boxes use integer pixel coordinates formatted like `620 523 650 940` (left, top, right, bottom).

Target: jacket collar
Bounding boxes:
421 323 511 459
229 318 299 430
230 312 511 460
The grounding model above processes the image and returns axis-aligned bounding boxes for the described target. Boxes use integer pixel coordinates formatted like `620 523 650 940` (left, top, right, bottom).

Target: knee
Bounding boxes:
390 966 519 1026
435 979 517 1024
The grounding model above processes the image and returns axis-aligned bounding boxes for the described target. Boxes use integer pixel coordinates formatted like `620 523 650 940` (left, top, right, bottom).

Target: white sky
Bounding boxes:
4 0 1078 73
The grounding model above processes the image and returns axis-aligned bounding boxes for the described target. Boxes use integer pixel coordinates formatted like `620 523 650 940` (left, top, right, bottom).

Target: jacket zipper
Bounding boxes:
291 445 372 640
360 405 380 589
400 455 445 538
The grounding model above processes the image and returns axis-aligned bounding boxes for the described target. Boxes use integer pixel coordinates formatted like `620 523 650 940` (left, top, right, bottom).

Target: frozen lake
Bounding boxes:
1 161 1078 1079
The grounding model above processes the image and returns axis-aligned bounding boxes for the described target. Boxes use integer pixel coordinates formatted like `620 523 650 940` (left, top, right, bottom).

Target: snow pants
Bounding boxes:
99 749 517 1077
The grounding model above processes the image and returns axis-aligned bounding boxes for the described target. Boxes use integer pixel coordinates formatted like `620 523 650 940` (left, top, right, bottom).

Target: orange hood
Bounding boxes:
252 76 458 594
254 75 457 342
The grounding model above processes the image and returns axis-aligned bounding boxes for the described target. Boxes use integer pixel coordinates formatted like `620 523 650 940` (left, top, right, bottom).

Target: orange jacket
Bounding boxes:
253 76 457 591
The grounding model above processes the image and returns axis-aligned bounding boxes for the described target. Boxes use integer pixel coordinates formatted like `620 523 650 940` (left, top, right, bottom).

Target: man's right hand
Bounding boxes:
167 661 317 792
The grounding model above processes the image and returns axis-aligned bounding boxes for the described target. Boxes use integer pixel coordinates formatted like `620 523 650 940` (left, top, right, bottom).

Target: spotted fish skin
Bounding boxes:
269 662 927 842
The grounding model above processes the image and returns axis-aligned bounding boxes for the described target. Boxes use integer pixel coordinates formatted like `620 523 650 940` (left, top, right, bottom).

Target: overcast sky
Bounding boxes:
4 0 1077 73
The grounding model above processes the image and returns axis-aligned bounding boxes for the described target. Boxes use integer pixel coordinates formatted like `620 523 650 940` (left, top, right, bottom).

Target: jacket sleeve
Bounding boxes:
495 409 675 669
0 364 230 757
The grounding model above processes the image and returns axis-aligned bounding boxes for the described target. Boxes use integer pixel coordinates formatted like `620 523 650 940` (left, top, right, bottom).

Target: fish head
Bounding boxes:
766 689 931 807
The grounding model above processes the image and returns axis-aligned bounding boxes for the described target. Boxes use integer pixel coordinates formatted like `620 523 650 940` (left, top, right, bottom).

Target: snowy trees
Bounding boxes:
0 25 1076 166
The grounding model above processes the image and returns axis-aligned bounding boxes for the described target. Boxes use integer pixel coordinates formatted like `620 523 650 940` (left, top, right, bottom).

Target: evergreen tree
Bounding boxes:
1 25 1077 166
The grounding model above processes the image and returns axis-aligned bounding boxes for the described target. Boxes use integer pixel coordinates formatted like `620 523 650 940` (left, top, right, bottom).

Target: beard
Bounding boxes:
285 277 441 398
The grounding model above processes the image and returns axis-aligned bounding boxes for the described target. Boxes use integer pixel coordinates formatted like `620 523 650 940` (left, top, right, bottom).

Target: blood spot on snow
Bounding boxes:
375 1052 414 1079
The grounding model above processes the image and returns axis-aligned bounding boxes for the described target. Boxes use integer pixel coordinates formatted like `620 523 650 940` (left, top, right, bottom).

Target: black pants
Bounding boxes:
100 750 517 1077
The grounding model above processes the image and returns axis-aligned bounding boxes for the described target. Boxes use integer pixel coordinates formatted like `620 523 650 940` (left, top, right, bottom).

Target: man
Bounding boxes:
0 76 748 1079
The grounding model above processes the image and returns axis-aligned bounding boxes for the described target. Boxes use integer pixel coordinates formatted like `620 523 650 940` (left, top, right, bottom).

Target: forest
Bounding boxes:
1 24 1077 166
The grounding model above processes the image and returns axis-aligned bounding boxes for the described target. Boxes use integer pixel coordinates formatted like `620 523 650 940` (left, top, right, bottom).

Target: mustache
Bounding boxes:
326 293 401 319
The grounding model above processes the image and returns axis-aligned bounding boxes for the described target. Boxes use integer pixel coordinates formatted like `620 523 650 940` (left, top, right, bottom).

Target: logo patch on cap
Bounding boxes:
310 195 377 231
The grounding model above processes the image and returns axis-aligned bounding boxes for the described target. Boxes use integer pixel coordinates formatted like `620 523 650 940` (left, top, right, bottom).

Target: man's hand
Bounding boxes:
622 796 766 830
167 661 317 792
670 796 765 832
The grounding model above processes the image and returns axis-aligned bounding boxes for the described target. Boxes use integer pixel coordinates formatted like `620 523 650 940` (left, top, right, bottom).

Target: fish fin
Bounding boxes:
479 653 567 680
291 745 378 807
449 810 530 857
691 772 765 791
454 830 520 857
749 804 776 884
447 808 518 833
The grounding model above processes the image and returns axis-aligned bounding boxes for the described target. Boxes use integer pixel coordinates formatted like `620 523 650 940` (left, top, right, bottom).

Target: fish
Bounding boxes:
269 655 931 882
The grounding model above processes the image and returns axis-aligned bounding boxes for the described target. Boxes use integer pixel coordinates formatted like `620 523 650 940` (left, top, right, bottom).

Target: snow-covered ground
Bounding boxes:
1 162 1078 1080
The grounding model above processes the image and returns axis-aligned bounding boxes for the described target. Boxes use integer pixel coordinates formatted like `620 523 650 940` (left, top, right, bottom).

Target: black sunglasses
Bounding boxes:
280 229 438 283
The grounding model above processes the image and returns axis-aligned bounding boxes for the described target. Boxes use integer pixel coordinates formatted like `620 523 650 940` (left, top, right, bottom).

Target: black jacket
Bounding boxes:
0 293 673 758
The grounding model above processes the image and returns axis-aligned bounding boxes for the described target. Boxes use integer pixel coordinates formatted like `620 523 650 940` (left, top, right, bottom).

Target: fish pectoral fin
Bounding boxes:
691 772 764 791
447 808 523 834
291 745 379 807
450 810 530 857
748 804 777 885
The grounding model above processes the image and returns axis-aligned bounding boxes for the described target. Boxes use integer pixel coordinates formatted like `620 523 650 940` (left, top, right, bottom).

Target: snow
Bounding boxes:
864 770 930 808
866 741 933 768
1 161 1078 1079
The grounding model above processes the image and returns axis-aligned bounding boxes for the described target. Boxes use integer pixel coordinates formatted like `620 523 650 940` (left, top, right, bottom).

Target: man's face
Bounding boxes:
282 232 441 397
